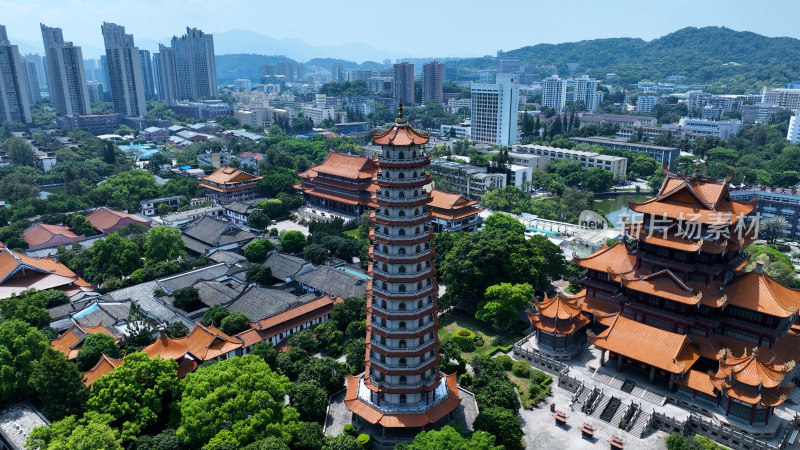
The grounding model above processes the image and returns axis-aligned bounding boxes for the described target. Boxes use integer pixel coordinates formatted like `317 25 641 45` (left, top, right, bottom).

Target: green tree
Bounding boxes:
293 422 325 450
0 290 50 328
303 243 329 264
165 321 189 338
476 283 534 329
177 355 297 446
75 333 120 371
344 338 365 375
276 347 310 381
243 436 290 450
298 357 346 395
145 226 186 262
289 382 328 423
26 412 123 450
666 433 687 450
203 430 240 450
0 320 48 402
761 216 788 243
28 347 89 420
582 167 615 192
323 434 362 450
132 428 181 450
5 137 36 166
202 305 231 327
87 352 179 442
250 341 278 368
87 232 142 283
482 211 526 235
248 209 271 229
173 286 202 311
472 407 524 450
399 425 502 450
245 264 274 285
245 238 276 262
281 230 307 253
286 329 316 352
219 311 251 335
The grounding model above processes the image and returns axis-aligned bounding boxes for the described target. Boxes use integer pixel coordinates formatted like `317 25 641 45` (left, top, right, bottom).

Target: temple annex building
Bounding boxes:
527 167 800 430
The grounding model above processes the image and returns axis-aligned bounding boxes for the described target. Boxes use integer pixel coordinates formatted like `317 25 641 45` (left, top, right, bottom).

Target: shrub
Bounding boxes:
491 337 501 346
452 329 476 352
459 373 473 388
357 434 370 448
474 335 485 347
343 424 356 436
531 369 550 385
512 359 531 377
269 228 279 237
495 354 513 371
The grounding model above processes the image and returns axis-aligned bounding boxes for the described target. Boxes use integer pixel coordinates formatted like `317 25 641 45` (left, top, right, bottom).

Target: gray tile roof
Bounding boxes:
103 281 192 328
264 252 311 281
181 216 256 247
222 201 252 215
294 265 367 299
156 263 232 293
227 285 316 321
194 280 244 307
209 250 246 264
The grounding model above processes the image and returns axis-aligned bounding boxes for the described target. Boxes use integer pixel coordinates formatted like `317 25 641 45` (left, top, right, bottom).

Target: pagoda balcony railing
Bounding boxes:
371 266 434 280
375 174 429 184
370 320 436 335
370 248 433 261
373 210 430 222
370 337 437 353
377 156 429 164
635 250 723 273
370 285 436 299
721 316 788 337
370 229 432 242
624 301 698 326
375 189 431 201
369 356 435 371
370 301 435 316
370 376 438 390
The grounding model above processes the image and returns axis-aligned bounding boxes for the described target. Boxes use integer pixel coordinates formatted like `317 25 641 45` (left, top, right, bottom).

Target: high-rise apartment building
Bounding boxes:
542 75 567 112
761 87 800 110
139 49 156 100
21 57 41 105
24 53 47 86
0 25 32 123
156 27 217 105
573 75 602 111
470 74 519 146
101 22 147 117
41 24 91 116
276 60 294 82
331 63 344 82
393 62 414 105
345 109 460 435
296 62 304 81
422 61 443 104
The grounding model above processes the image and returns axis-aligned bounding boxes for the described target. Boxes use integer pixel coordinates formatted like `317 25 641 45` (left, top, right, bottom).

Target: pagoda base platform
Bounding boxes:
325 375 478 449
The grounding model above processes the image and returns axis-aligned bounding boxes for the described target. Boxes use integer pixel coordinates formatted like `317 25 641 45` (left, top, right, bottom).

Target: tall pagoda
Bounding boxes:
535 165 800 426
344 105 461 430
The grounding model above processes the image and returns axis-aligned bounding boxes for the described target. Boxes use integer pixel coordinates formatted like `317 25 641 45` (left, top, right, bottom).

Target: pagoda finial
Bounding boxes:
395 100 407 125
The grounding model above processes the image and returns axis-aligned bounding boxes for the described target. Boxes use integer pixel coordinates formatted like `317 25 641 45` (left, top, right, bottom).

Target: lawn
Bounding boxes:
437 309 527 361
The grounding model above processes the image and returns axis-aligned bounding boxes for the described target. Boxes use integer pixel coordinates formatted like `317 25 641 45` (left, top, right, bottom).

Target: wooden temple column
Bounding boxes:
600 349 606 366
617 355 623 371
649 366 656 383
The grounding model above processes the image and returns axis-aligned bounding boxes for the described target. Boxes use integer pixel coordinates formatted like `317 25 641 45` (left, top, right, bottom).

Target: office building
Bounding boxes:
662 118 742 140
233 78 251 91
40 24 91 116
57 113 119 135
428 158 506 201
345 113 460 436
21 57 41 104
573 75 602 111
569 136 680 169
393 62 414 105
422 61 443 104
331 63 344 82
579 113 658 129
101 22 147 117
512 144 628 180
0 25 32 124
498 58 520 74
761 87 800 110
542 75 567 112
636 95 659 113
788 115 800 144
139 49 155 100
729 185 800 238
470 74 519 146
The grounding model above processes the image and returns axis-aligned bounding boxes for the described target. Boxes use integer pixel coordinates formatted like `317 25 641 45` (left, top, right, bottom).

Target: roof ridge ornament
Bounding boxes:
395 100 407 125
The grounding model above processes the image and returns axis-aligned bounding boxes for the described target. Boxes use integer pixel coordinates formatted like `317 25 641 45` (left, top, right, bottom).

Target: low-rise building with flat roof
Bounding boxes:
512 144 628 180
569 136 680 169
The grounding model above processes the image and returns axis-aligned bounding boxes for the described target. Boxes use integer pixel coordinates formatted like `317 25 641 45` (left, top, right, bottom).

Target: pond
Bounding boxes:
592 194 653 228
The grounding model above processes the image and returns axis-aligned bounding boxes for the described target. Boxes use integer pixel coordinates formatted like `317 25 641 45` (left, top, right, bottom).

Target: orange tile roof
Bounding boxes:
51 323 120 360
629 199 755 225
0 245 92 297
590 315 700 373
83 354 122 386
372 124 429 146
721 384 789 407
299 153 379 180
23 223 80 247
201 167 262 185
580 292 622 325
251 295 341 331
623 270 701 306
715 348 790 389
674 369 718 397
725 271 800 318
428 189 483 220
85 207 150 232
534 291 585 320
344 373 460 428
143 322 242 362
574 242 636 281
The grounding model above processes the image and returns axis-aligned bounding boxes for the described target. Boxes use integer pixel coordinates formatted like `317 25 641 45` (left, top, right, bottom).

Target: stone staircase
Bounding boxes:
590 395 611 419
629 410 652 438
630 385 667 406
610 401 628 427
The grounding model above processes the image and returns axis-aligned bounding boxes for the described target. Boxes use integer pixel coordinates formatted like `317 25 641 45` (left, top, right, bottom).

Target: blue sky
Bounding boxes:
2 0 798 60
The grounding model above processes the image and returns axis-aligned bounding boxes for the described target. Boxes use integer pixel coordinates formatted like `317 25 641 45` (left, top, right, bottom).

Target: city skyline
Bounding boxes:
1 0 799 61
